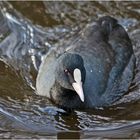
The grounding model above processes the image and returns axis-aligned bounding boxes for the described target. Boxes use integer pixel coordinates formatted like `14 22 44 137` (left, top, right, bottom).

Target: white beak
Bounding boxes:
72 82 84 102
72 68 84 102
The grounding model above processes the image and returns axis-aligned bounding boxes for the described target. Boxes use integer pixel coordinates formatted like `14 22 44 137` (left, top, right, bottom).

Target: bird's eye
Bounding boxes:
64 69 69 74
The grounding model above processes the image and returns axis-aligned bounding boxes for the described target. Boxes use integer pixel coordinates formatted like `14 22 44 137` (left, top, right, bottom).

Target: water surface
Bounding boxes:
0 1 140 139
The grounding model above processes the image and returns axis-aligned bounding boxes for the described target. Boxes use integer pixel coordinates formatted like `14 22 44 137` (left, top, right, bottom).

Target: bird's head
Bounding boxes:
53 53 86 108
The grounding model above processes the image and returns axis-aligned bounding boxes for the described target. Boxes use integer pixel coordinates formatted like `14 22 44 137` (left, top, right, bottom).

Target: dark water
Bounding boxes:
0 1 140 139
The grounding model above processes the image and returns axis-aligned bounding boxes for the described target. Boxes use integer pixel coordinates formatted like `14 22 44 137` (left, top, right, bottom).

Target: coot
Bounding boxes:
36 16 135 109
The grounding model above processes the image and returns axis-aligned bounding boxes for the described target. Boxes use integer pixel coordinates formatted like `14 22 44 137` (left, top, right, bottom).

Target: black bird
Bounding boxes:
36 16 135 109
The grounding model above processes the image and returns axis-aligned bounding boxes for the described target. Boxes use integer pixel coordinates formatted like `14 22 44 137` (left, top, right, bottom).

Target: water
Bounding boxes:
0 1 140 139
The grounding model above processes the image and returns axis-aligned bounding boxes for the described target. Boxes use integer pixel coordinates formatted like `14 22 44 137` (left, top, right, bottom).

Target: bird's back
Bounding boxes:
68 16 135 107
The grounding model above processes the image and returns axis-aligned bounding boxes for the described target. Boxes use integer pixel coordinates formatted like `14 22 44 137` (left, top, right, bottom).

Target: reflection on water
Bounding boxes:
0 1 140 139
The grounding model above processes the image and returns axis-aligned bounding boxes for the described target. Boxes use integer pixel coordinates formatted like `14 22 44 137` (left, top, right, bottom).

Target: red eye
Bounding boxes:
64 69 69 74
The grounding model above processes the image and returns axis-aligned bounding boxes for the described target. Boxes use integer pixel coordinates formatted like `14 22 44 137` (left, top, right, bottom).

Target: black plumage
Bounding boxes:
36 16 135 109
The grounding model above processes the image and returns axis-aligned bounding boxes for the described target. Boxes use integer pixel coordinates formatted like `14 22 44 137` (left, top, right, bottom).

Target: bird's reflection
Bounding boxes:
57 131 80 139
